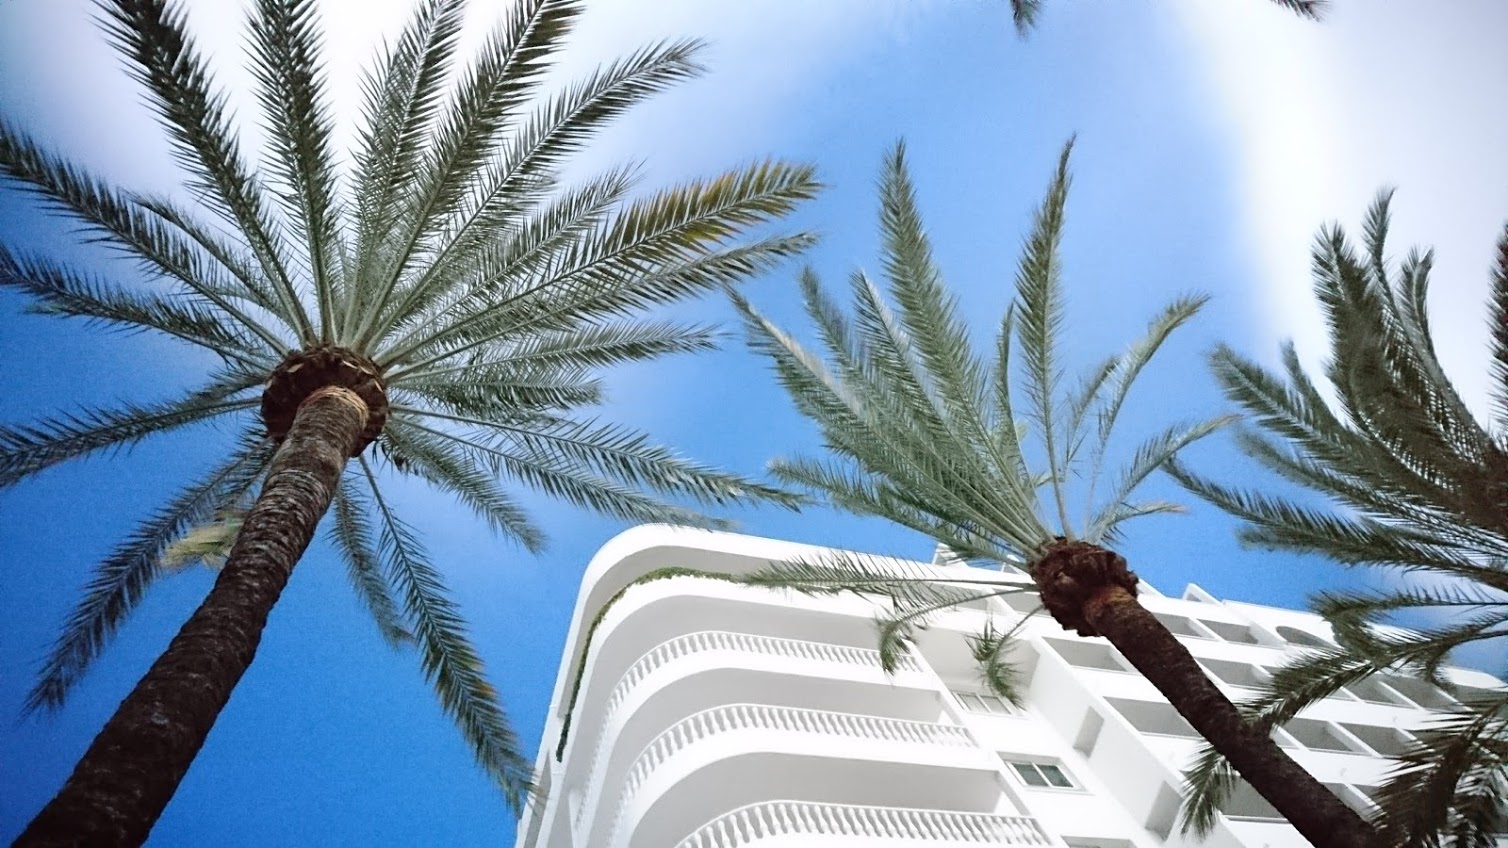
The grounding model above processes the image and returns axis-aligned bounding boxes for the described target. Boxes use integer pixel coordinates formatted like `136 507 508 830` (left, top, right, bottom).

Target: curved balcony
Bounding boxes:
601 704 996 848
607 632 924 720
574 631 928 827
676 801 1052 847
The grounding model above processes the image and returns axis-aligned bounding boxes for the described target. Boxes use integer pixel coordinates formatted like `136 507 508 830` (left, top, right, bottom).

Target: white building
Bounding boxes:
517 525 1505 848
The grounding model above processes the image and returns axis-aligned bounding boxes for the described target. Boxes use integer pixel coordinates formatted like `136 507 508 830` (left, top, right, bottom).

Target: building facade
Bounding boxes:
517 525 1505 848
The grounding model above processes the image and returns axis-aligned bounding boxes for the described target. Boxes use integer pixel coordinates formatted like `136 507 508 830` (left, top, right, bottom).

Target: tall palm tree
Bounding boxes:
0 0 816 843
1004 0 1326 38
730 139 1379 848
1168 192 1508 847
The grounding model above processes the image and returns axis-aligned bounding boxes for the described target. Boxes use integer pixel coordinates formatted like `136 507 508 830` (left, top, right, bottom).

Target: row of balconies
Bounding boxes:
523 528 1502 848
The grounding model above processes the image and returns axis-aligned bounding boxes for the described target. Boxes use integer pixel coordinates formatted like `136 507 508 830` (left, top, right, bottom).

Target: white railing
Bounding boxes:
603 631 923 721
574 630 924 827
675 801 1052 847
603 705 975 848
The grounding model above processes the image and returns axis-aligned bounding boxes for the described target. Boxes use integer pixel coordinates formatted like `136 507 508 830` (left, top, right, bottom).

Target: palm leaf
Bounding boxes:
25 434 270 712
246 0 343 338
327 479 411 648
0 376 261 487
359 459 532 812
97 0 312 339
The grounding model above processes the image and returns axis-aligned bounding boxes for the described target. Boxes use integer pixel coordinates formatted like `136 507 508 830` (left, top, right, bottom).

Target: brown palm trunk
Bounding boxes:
18 386 369 848
1034 540 1377 848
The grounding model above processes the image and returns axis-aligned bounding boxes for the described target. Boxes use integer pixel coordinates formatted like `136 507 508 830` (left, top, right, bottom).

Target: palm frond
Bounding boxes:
381 161 819 371
1085 415 1235 542
1179 744 1241 837
1371 695 1508 848
393 414 741 527
359 459 532 812
1007 0 1043 36
158 511 243 570
369 164 640 349
374 40 706 341
381 422 547 552
0 119 295 351
400 366 603 416
1083 294 1210 515
401 320 719 381
0 246 273 366
1266 0 1329 21
734 280 1047 553
24 433 270 712
328 478 412 648
246 0 342 338
348 0 468 327
1162 457 1500 578
97 0 312 340
0 375 261 487
1488 224 1508 429
399 407 800 511
1014 139 1073 531
968 618 1029 707
373 0 582 300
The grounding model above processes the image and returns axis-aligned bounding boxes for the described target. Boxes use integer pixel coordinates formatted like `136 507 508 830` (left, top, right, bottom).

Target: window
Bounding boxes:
1201 619 1262 644
1005 759 1075 789
954 690 1013 716
1199 658 1269 689
1046 638 1128 672
1275 626 1333 649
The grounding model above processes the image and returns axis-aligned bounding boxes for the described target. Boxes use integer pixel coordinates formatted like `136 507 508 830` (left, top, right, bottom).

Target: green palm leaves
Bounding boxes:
1006 0 1326 38
1170 193 1508 845
731 140 1230 696
1 0 814 811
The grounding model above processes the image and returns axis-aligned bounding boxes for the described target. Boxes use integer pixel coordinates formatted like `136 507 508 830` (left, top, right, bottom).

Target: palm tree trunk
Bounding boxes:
1084 583 1376 848
1031 539 1376 848
18 386 369 848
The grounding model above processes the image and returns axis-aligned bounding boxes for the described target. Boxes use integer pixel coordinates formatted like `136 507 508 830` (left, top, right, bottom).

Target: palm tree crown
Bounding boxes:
1169 192 1508 846
730 139 1386 848
734 138 1229 616
1 0 815 813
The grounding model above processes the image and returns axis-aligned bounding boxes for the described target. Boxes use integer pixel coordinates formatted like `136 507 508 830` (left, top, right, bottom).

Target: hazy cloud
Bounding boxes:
1168 0 1508 417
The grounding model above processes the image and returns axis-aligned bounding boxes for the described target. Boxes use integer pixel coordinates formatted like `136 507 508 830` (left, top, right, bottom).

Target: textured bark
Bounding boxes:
18 387 368 847
1034 540 1379 848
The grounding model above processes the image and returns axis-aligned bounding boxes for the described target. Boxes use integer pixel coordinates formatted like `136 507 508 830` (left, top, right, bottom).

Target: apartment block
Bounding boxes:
517 525 1505 848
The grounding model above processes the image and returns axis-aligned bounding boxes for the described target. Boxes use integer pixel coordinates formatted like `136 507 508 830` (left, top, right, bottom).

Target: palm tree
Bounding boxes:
730 139 1380 848
1004 0 1326 38
0 0 816 843
1168 192 1508 847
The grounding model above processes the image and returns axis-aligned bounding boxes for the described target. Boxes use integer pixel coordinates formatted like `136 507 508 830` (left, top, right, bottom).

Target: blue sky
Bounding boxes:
1 0 1505 845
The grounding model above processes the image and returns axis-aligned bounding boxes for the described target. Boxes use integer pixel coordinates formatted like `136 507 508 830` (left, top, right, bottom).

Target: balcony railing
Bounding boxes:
604 705 976 847
675 801 1052 847
574 631 924 827
603 631 923 721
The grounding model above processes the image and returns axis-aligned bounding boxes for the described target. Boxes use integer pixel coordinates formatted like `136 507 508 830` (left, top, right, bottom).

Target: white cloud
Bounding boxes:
1167 0 1508 419
0 0 921 189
